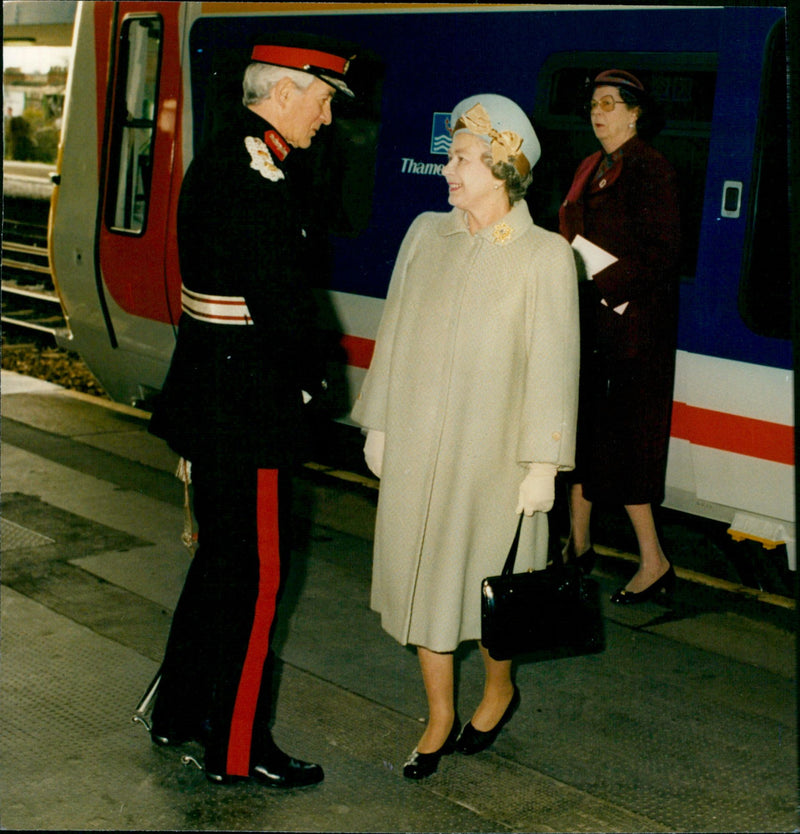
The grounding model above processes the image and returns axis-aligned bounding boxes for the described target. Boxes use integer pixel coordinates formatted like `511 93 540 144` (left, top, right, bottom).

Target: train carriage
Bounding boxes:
48 2 793 569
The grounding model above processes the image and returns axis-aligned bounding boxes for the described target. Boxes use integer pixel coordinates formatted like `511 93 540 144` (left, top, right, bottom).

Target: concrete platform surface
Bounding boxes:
1 370 797 832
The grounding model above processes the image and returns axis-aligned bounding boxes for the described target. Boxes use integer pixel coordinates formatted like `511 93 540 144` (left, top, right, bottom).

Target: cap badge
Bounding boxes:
491 221 513 245
244 136 284 182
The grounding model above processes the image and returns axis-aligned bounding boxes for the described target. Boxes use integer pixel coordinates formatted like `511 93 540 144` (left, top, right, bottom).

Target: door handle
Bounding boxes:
720 180 742 218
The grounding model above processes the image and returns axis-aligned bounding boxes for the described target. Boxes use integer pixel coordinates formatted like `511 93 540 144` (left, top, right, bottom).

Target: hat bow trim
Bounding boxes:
454 103 529 177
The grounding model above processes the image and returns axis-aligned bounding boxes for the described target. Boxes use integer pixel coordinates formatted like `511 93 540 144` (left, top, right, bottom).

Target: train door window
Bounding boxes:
738 20 789 339
106 15 163 235
530 54 717 282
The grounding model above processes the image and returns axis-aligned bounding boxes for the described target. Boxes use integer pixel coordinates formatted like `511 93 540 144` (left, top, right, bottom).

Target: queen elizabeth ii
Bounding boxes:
352 93 580 779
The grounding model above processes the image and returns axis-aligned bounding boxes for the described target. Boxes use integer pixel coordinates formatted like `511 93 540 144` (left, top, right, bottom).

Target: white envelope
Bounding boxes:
571 234 618 276
571 235 628 315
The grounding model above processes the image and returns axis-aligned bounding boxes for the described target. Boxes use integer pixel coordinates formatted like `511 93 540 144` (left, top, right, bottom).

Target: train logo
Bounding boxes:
430 113 452 155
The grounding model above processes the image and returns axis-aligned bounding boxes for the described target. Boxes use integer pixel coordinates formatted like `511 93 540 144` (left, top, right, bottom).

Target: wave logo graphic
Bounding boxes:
430 113 452 155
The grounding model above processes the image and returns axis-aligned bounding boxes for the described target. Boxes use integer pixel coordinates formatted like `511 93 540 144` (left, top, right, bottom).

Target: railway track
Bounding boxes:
2 167 68 339
2 166 105 396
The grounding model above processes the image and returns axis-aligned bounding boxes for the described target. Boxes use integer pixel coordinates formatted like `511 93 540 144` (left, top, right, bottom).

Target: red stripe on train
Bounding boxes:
339 342 794 467
671 401 794 466
341 335 375 369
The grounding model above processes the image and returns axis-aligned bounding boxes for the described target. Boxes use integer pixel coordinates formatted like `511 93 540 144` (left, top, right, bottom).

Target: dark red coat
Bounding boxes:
558 135 681 504
559 135 681 361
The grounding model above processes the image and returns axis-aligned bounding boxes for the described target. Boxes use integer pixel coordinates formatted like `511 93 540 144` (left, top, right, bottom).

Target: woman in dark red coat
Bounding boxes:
559 69 681 603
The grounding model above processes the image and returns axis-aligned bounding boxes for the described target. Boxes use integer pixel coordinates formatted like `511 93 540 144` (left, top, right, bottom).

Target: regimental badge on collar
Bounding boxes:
264 130 290 161
244 136 285 182
491 221 513 245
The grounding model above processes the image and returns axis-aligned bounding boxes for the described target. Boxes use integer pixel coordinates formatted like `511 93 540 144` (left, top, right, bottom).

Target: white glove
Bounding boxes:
364 429 385 478
516 463 557 516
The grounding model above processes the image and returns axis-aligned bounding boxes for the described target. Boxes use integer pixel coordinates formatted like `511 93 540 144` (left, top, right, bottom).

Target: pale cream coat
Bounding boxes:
351 201 579 652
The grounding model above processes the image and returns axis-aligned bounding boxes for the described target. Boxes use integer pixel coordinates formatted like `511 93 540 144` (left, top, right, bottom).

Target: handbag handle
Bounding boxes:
501 514 567 576
501 515 525 576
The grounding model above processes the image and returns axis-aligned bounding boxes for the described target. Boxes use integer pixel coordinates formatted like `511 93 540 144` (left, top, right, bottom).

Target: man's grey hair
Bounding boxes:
242 62 315 106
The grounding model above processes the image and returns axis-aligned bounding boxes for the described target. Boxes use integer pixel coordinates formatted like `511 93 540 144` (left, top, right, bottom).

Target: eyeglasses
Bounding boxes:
587 95 626 113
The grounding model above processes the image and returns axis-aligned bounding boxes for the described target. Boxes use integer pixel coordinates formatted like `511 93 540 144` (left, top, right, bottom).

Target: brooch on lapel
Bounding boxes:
244 136 284 182
491 221 513 245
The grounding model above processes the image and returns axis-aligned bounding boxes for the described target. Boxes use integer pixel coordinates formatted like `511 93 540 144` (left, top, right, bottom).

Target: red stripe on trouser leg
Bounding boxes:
226 469 281 776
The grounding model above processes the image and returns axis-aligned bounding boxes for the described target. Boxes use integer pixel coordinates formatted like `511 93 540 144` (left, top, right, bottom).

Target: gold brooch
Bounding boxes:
492 222 513 245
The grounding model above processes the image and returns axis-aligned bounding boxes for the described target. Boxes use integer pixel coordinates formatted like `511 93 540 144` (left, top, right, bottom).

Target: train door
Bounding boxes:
95 2 183 336
50 1 184 405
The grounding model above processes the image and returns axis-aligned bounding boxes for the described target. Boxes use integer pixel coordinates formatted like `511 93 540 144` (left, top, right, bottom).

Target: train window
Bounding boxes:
738 20 790 340
106 15 163 235
530 53 717 282
295 47 385 243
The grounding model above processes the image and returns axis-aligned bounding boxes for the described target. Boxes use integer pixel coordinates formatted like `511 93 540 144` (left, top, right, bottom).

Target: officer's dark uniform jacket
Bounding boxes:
149 105 326 467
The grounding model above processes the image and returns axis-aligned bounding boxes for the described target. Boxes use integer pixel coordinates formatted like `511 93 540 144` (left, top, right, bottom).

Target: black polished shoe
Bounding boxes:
205 748 324 788
455 687 520 755
403 716 460 780
251 751 324 788
150 718 210 748
150 727 182 747
611 564 676 605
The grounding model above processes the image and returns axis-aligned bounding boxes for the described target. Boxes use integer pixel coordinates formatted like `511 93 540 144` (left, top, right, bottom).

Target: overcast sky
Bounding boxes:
4 45 71 74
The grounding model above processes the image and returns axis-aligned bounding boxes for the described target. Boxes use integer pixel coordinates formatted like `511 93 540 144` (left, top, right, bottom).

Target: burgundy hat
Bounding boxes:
593 69 645 93
251 33 355 98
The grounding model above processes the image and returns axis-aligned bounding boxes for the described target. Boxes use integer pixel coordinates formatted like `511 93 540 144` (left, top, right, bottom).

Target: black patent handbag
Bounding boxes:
481 515 605 661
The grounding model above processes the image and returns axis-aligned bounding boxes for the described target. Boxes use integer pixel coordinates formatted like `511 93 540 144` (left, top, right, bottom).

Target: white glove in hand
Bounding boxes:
364 429 386 479
516 463 557 516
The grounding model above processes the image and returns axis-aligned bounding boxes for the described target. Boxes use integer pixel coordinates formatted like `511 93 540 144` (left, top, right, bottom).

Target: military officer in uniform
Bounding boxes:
147 33 357 787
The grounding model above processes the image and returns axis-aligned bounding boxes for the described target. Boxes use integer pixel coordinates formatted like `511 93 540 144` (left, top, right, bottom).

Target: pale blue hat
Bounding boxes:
450 93 540 176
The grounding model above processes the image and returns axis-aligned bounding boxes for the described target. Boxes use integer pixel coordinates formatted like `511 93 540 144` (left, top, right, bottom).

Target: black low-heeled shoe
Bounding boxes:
455 686 520 755
403 716 460 780
610 564 676 605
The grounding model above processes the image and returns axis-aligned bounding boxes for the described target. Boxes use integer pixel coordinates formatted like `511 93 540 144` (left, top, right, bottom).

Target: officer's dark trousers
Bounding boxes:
152 458 293 777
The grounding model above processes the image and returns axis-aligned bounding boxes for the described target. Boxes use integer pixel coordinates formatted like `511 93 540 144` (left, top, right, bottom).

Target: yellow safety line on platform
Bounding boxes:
303 460 379 490
590 543 796 610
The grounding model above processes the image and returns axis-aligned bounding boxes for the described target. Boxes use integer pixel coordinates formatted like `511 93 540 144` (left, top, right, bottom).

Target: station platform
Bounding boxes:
1 369 797 832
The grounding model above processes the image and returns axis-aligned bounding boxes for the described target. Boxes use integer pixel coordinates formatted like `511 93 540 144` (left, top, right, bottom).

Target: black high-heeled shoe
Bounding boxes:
610 564 675 605
455 686 520 755
403 716 460 779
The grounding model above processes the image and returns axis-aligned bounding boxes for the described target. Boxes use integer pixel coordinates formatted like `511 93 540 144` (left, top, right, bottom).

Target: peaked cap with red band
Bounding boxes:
250 33 356 98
